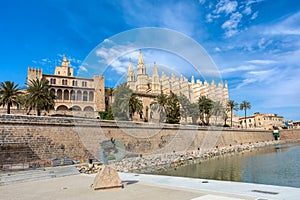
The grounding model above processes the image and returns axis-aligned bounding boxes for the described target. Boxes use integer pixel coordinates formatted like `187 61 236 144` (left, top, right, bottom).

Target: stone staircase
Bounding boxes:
0 165 79 186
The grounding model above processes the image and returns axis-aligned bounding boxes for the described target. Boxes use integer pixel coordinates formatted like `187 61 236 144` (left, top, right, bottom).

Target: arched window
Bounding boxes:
70 90 75 101
72 80 77 86
70 106 81 111
57 89 62 100
50 89 55 96
84 106 94 111
50 78 56 84
89 91 94 102
82 81 87 87
83 91 88 101
62 79 68 85
56 105 68 111
77 91 82 101
64 90 69 100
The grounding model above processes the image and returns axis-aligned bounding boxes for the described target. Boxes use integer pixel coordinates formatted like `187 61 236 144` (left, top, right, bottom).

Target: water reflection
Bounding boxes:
154 143 300 188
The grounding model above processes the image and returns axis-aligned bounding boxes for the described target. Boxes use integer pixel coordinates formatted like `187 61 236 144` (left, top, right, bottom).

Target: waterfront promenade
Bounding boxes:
1 172 299 200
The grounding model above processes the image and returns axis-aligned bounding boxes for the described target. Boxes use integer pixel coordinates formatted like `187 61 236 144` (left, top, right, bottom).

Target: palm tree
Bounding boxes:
165 92 180 124
0 81 22 114
189 103 200 124
198 96 213 125
128 94 143 119
227 100 239 127
111 85 133 120
211 101 225 125
24 79 55 116
239 100 251 128
150 94 168 122
178 94 191 124
105 87 114 110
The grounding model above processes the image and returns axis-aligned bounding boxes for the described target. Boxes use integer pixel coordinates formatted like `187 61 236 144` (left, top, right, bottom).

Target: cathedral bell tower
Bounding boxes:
127 59 135 90
136 51 149 92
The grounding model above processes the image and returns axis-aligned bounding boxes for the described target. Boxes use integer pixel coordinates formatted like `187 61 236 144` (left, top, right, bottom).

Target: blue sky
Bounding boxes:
0 0 300 121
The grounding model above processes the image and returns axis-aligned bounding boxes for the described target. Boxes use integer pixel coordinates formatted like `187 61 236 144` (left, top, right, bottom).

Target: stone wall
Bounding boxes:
0 115 299 165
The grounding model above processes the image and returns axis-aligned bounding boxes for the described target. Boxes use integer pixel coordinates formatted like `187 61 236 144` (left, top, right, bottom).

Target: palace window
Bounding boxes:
62 79 68 85
57 89 62 100
72 80 78 86
70 90 75 101
50 78 56 84
83 91 88 101
82 81 87 87
89 91 94 101
77 91 82 101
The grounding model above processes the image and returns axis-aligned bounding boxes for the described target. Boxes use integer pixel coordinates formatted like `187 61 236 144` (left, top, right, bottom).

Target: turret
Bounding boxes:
136 50 148 92
27 67 43 84
151 62 160 94
127 59 135 90
137 50 146 75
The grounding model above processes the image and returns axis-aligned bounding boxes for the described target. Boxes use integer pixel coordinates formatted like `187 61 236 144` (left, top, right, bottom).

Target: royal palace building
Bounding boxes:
27 55 105 117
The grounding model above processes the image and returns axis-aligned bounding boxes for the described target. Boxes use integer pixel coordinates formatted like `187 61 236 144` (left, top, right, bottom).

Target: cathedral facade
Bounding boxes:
127 51 229 107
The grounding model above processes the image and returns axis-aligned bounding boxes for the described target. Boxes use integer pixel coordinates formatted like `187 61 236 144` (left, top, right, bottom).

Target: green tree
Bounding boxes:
150 93 168 122
239 100 251 128
227 100 239 127
105 87 114 110
99 105 114 120
178 94 191 124
129 94 143 119
165 92 180 124
211 101 225 126
189 103 199 124
24 79 55 116
0 81 22 114
198 96 213 126
111 85 133 121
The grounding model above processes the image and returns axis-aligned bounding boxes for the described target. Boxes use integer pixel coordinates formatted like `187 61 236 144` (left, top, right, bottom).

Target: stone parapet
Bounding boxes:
1 115 298 166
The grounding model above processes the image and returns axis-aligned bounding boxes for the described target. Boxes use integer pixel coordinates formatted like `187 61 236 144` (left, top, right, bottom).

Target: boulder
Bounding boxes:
93 166 123 190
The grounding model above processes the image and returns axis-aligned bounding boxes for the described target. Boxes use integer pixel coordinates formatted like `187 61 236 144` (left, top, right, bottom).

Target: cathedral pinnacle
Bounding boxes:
138 50 144 65
127 59 133 73
153 62 158 76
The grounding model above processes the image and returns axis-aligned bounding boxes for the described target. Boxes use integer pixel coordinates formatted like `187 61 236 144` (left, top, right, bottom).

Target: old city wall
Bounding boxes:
0 115 299 164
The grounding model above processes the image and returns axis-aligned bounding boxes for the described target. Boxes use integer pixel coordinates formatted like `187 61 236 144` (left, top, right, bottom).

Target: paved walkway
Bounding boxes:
1 172 300 200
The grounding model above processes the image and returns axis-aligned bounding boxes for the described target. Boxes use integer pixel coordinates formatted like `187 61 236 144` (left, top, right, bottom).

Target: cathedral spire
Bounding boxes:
138 50 144 65
127 59 134 82
153 62 158 76
137 50 146 75
127 58 133 73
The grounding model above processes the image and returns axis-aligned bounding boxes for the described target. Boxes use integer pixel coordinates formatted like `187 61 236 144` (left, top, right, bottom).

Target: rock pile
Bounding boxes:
109 140 288 173
76 162 104 174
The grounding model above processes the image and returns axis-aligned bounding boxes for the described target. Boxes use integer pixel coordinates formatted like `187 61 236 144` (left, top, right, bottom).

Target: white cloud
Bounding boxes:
199 0 206 5
251 11 258 20
222 12 242 37
247 60 277 65
215 0 238 15
236 69 275 88
95 41 138 74
215 47 221 52
120 1 198 36
79 66 88 72
220 65 256 74
264 11 300 35
243 6 252 15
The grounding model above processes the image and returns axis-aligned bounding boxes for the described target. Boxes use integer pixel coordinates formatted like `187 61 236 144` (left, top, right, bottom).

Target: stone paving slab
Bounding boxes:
118 173 300 200
1 172 299 200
